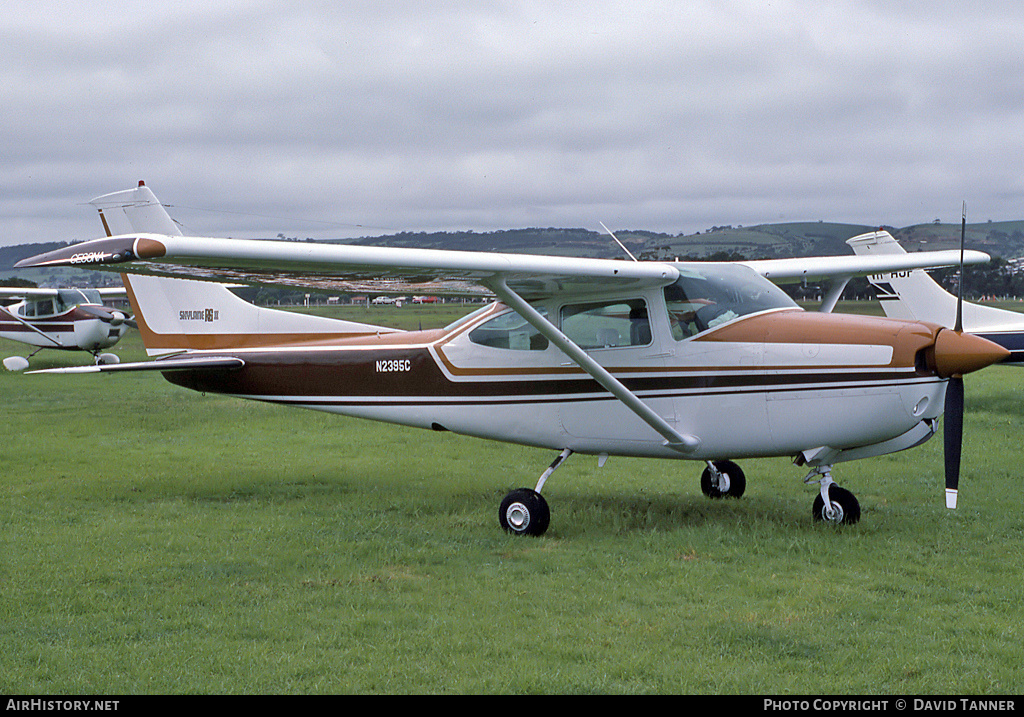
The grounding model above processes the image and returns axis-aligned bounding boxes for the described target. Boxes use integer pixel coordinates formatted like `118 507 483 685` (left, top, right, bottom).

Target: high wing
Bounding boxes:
740 246 989 283
18 233 682 299
17 233 692 449
17 231 986 302
741 231 989 312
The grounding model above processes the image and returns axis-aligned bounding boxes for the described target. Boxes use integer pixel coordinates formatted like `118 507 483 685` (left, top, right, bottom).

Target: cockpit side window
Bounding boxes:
665 264 798 339
560 299 651 349
469 308 550 351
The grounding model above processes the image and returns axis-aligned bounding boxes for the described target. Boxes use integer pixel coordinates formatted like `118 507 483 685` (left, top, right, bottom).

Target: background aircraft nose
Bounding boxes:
927 329 1008 378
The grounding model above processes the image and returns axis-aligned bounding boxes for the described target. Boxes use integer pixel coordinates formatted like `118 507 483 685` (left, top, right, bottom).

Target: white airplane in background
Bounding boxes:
1 286 132 371
16 183 1006 532
848 225 1024 365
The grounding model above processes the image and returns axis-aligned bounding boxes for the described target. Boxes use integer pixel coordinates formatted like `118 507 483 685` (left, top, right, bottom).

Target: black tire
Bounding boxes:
812 485 861 525
700 460 746 499
499 488 550 536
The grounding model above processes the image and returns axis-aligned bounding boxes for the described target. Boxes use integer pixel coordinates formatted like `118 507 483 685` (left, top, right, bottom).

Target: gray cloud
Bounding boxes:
3 0 1024 248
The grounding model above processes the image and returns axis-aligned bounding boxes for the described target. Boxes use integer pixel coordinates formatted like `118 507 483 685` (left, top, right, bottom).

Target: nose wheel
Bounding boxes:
806 468 861 525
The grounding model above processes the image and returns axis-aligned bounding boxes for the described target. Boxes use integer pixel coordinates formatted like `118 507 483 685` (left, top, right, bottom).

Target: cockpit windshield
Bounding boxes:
665 264 798 339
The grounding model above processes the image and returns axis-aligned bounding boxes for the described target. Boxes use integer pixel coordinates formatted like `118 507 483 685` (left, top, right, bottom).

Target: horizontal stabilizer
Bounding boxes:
27 356 245 375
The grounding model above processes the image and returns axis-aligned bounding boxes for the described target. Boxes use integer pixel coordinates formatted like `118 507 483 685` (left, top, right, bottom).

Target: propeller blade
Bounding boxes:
943 203 967 509
955 203 966 332
943 375 964 509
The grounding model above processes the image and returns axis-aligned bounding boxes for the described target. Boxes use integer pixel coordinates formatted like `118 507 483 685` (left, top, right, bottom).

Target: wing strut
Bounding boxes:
487 277 700 454
817 276 852 313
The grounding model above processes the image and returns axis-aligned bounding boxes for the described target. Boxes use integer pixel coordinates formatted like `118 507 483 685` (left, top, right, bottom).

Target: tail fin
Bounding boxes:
94 182 396 355
847 230 1018 333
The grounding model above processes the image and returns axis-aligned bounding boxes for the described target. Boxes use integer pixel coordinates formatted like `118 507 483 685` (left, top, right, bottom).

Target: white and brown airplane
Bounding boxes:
16 183 1008 532
1 286 132 371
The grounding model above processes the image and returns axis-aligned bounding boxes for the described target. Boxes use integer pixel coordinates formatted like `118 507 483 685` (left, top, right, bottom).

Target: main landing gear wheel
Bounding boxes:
812 485 861 525
499 488 550 536
700 460 746 499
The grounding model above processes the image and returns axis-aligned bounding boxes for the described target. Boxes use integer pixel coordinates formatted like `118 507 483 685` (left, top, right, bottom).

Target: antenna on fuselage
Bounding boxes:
599 222 638 262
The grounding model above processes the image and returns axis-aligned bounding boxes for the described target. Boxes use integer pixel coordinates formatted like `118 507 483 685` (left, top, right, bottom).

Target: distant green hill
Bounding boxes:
640 222 877 260
890 221 1024 256
344 220 1024 260
0 242 66 270
342 224 867 260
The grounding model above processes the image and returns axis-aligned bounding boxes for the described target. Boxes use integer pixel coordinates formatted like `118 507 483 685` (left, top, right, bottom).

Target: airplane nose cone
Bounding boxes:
928 329 1008 377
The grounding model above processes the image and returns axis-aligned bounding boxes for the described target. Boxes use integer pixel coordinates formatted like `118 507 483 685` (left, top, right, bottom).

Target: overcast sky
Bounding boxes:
2 0 1024 248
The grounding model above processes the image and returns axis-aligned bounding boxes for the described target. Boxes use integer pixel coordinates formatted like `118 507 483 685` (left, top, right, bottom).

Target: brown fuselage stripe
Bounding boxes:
0 323 74 333
158 305 939 398
696 310 941 367
162 346 930 401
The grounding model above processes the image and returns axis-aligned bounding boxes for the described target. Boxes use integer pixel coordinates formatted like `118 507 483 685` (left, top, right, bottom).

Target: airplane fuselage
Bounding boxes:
162 300 951 464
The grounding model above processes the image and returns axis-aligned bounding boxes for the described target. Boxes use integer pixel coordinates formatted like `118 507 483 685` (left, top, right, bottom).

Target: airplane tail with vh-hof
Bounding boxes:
18 183 1008 533
848 226 1024 365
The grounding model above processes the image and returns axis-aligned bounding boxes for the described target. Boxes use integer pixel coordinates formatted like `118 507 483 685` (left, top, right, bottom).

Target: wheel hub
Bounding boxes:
822 501 844 523
716 471 731 493
506 502 530 531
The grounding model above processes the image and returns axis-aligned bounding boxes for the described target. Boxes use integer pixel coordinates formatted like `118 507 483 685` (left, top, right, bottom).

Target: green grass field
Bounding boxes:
2 303 1023 694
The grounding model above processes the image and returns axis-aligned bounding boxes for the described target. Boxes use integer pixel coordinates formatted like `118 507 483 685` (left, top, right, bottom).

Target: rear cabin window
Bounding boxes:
18 298 56 318
560 299 651 349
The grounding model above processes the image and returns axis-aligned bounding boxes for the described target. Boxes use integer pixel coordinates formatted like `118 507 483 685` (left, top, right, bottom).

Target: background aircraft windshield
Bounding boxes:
56 289 103 311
